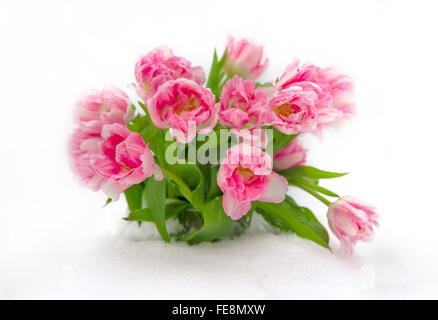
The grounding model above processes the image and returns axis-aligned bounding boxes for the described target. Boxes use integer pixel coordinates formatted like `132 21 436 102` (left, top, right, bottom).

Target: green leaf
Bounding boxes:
138 101 148 114
169 163 202 190
206 48 227 100
127 114 150 134
258 208 294 233
171 163 205 209
218 47 227 67
126 200 190 222
288 177 339 197
144 178 169 242
184 197 234 245
206 166 222 201
140 124 159 142
148 128 168 164
255 82 273 87
160 162 207 208
255 196 330 248
192 170 205 209
124 184 143 211
161 166 194 203
206 49 218 85
199 164 211 198
278 165 348 180
266 127 297 153
103 198 112 207
166 178 183 199
128 108 167 162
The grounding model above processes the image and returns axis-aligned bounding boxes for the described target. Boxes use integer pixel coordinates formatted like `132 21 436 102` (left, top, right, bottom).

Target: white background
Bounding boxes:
1 0 438 299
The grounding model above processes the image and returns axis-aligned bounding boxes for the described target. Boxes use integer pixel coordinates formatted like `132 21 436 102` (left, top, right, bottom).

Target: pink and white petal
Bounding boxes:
216 164 228 190
91 155 121 178
85 175 105 192
80 137 101 153
258 85 277 102
100 123 130 140
191 66 206 85
273 152 306 171
219 108 249 129
257 172 288 203
145 97 168 129
198 109 218 135
101 181 126 200
141 147 156 177
222 190 251 220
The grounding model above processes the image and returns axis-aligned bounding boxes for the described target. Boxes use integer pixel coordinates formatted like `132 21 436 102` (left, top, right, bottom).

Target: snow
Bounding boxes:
2 199 437 299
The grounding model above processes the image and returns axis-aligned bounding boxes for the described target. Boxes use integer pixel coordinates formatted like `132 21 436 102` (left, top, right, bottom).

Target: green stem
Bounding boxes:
219 74 232 91
161 167 193 203
290 177 339 198
137 101 148 114
291 182 332 206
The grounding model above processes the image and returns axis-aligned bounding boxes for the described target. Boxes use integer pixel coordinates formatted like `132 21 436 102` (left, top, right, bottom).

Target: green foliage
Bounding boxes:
255 82 273 87
184 197 234 245
206 48 227 101
103 198 112 207
166 178 183 199
206 165 222 201
137 101 148 114
255 195 330 249
289 177 339 197
124 184 143 211
278 165 348 180
277 165 346 205
144 177 169 242
127 113 151 134
266 127 297 153
126 200 189 222
257 208 294 233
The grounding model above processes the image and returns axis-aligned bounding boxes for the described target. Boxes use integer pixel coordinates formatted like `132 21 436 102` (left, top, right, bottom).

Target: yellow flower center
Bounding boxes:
273 103 298 117
174 96 200 115
237 165 257 184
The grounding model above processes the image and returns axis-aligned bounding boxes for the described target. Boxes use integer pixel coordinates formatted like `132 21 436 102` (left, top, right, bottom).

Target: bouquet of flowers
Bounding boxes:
69 37 378 255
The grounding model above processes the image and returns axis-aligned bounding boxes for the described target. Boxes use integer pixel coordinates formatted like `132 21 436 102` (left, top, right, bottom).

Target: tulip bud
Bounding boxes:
327 196 378 255
223 36 268 80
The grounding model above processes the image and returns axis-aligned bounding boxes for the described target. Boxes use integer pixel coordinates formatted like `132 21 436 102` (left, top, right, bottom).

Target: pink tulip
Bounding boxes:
135 46 206 101
90 123 162 200
74 86 134 125
276 60 354 128
146 79 217 143
327 196 379 255
218 75 268 131
223 36 268 80
273 138 307 170
267 87 317 135
69 121 105 191
217 144 288 220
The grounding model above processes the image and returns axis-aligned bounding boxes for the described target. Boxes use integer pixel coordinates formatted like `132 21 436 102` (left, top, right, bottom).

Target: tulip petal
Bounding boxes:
258 173 288 203
222 190 251 220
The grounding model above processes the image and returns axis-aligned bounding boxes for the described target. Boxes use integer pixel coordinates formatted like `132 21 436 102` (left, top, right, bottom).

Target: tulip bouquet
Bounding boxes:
69 37 378 255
